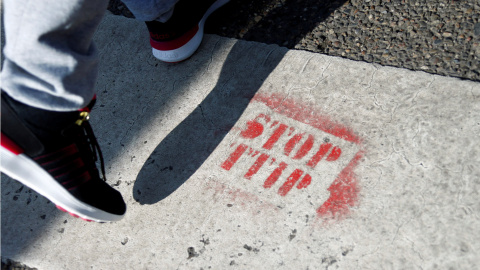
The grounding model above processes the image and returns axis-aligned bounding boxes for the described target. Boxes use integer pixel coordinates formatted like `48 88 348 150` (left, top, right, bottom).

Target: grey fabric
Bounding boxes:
122 0 179 22
1 0 177 111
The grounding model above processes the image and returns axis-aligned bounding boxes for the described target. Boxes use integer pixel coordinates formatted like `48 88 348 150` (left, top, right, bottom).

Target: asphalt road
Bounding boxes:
108 0 480 81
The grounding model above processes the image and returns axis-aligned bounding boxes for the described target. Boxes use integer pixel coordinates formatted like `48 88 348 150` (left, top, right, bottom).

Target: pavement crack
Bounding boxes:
262 49 276 66
404 236 425 262
207 39 222 72
388 103 399 123
372 93 383 111
470 85 479 99
411 77 435 107
321 60 332 79
454 165 467 212
391 142 413 166
300 56 314 74
366 65 379 91
411 118 423 148
119 104 149 147
119 78 179 148
199 104 216 129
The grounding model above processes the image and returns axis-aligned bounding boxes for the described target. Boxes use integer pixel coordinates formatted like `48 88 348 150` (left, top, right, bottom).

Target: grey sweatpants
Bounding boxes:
1 0 178 111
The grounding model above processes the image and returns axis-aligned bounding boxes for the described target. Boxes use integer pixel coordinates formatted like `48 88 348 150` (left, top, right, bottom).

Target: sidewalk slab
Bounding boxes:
2 13 480 269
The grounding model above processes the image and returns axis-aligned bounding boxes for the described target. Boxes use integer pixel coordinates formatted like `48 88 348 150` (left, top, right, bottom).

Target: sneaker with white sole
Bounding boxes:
146 0 230 62
0 92 126 222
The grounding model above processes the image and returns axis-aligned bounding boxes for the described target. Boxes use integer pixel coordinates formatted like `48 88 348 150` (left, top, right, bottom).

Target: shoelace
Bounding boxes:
76 111 107 182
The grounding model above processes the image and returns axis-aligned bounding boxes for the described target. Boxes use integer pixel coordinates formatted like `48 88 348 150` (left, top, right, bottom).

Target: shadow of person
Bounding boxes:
0 0 348 263
133 39 288 204
133 0 347 205
206 0 348 49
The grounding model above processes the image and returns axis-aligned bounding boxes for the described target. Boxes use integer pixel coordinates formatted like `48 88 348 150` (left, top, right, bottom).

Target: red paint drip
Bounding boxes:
278 169 304 196
263 162 288 188
244 153 269 180
306 143 332 168
316 151 364 218
221 144 248 171
263 124 288 150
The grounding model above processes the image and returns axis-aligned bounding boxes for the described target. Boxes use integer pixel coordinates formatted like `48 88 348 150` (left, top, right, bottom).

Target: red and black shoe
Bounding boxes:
0 92 126 222
146 0 230 63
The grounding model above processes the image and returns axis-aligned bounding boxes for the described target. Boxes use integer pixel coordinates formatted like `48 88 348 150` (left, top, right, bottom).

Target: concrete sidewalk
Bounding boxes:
2 13 480 269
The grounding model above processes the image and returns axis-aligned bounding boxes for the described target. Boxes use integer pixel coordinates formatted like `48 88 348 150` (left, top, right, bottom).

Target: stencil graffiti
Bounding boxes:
219 93 364 219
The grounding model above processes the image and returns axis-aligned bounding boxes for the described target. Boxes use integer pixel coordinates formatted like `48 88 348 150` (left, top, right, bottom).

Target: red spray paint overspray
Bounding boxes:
251 93 364 219
317 151 364 218
253 93 362 144
206 180 280 215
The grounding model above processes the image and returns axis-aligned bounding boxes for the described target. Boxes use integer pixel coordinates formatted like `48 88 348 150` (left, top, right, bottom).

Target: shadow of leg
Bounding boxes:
133 38 288 204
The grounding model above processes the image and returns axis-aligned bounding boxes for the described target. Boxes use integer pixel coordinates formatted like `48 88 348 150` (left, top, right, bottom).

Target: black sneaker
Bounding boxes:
146 0 230 62
0 92 126 222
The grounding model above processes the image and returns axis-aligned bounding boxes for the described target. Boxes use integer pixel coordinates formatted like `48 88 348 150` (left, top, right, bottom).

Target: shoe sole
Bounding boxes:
0 145 124 223
151 0 230 63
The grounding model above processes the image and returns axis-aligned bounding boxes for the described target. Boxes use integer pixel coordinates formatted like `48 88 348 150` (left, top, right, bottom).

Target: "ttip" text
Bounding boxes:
221 113 343 196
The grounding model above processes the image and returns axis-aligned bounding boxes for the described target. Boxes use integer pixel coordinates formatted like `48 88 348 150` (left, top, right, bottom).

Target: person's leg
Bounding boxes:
1 0 108 111
120 0 179 22
1 0 126 222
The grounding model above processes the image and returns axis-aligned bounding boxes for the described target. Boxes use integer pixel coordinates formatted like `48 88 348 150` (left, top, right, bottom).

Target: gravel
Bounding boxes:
109 0 480 81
